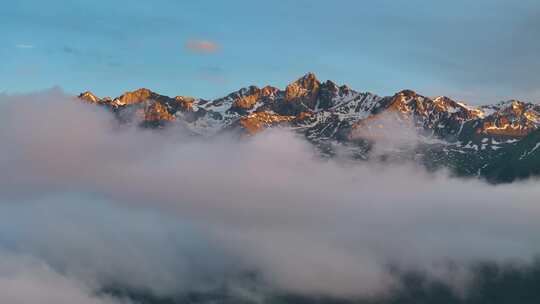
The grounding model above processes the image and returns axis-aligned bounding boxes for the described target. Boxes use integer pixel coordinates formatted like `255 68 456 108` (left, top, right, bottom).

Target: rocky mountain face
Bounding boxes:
79 73 540 182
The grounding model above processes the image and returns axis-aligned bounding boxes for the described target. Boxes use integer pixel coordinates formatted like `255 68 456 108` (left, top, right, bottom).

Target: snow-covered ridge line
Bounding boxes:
78 73 540 140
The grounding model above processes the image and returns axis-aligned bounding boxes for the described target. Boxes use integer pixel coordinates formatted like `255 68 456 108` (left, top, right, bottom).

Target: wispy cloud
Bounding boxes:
185 39 220 54
15 44 34 49
0 252 124 304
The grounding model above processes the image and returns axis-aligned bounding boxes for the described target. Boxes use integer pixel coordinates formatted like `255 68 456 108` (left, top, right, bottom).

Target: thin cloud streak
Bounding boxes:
15 44 34 49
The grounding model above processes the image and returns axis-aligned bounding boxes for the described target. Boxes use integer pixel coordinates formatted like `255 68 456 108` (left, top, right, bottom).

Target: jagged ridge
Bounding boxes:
79 73 540 182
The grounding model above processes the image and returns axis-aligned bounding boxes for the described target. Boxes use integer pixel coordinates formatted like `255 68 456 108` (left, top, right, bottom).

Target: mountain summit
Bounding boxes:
79 74 540 182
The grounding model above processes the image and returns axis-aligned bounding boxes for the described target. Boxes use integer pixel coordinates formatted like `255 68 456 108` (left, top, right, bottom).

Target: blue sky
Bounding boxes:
1 0 539 104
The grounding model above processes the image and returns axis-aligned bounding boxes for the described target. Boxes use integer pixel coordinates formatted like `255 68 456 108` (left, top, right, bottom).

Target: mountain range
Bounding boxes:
79 73 540 183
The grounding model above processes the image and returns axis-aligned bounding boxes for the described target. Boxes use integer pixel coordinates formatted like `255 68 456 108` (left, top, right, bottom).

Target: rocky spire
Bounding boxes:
78 91 101 103
113 88 154 106
284 72 321 104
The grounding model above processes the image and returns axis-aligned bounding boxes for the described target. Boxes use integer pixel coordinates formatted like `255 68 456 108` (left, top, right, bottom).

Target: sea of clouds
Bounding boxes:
1 89 540 303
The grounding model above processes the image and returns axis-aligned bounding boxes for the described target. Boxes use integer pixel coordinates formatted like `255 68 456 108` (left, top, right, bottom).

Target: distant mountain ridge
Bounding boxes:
79 73 540 182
